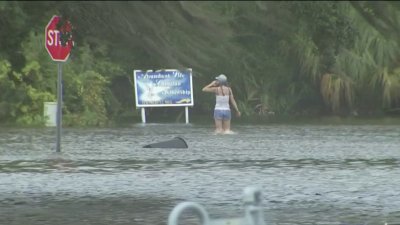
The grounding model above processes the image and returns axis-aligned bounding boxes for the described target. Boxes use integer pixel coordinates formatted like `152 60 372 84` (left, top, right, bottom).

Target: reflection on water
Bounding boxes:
1 124 400 225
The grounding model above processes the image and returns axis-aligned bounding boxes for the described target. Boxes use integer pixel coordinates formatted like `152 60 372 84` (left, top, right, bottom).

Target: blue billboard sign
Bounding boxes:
133 69 194 107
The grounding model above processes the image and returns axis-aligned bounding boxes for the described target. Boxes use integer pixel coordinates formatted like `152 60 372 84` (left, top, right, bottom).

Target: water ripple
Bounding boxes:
0 125 400 225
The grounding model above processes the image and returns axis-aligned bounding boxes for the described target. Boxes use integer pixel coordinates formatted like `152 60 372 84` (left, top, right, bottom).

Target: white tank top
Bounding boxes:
215 87 230 110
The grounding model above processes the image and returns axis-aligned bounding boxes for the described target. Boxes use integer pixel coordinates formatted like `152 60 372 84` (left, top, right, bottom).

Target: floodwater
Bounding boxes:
0 124 400 225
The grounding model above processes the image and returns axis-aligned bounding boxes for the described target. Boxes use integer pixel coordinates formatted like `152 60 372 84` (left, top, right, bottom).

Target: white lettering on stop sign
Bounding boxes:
46 30 61 46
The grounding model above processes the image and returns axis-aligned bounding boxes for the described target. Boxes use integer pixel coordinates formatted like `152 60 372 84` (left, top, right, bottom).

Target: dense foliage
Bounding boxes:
1 1 399 126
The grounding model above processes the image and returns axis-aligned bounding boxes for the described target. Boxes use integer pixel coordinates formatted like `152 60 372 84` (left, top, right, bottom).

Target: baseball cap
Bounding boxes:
215 74 227 82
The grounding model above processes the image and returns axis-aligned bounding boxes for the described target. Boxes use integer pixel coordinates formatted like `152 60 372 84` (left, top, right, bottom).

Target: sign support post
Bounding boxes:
45 15 73 152
141 108 146 123
185 107 189 124
56 63 62 152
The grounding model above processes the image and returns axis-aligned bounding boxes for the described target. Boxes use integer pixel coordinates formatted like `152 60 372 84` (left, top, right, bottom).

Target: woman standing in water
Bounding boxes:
202 74 241 134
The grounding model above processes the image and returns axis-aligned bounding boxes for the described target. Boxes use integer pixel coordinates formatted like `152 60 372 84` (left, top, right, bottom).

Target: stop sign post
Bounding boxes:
45 15 73 153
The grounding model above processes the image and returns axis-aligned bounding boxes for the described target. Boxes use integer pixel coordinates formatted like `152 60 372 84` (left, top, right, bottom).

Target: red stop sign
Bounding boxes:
45 15 73 62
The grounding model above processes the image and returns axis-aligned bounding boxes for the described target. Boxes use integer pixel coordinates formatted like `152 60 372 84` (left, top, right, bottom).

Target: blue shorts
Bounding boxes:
214 109 231 120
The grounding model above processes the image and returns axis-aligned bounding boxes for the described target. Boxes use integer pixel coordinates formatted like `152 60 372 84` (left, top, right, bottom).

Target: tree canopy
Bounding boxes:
1 1 400 126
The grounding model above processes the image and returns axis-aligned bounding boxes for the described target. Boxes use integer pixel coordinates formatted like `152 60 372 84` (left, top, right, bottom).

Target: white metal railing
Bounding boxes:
168 186 265 225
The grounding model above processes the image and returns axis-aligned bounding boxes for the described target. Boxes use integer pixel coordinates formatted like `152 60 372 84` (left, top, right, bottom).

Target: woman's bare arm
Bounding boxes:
229 88 241 116
202 81 218 93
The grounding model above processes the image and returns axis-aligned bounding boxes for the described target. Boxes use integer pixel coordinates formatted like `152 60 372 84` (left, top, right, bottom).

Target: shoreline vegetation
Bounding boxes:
1 2 400 127
1 115 400 128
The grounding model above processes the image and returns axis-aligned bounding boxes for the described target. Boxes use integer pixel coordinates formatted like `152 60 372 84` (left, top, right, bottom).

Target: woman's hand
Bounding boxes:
210 80 218 86
236 110 241 117
202 80 218 92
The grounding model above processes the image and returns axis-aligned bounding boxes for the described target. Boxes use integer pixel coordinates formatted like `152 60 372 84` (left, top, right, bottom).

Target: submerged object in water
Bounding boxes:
143 137 188 148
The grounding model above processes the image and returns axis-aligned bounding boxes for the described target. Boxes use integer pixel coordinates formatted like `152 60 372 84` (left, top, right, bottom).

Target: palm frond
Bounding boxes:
320 73 354 113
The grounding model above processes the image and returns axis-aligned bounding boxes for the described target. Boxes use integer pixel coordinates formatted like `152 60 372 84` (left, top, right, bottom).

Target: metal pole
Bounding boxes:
141 108 146 123
185 106 189 124
168 202 210 225
56 62 62 152
243 186 265 225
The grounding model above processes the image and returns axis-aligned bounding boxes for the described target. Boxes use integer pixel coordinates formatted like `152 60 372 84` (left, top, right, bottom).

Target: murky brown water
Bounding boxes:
1 124 400 225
